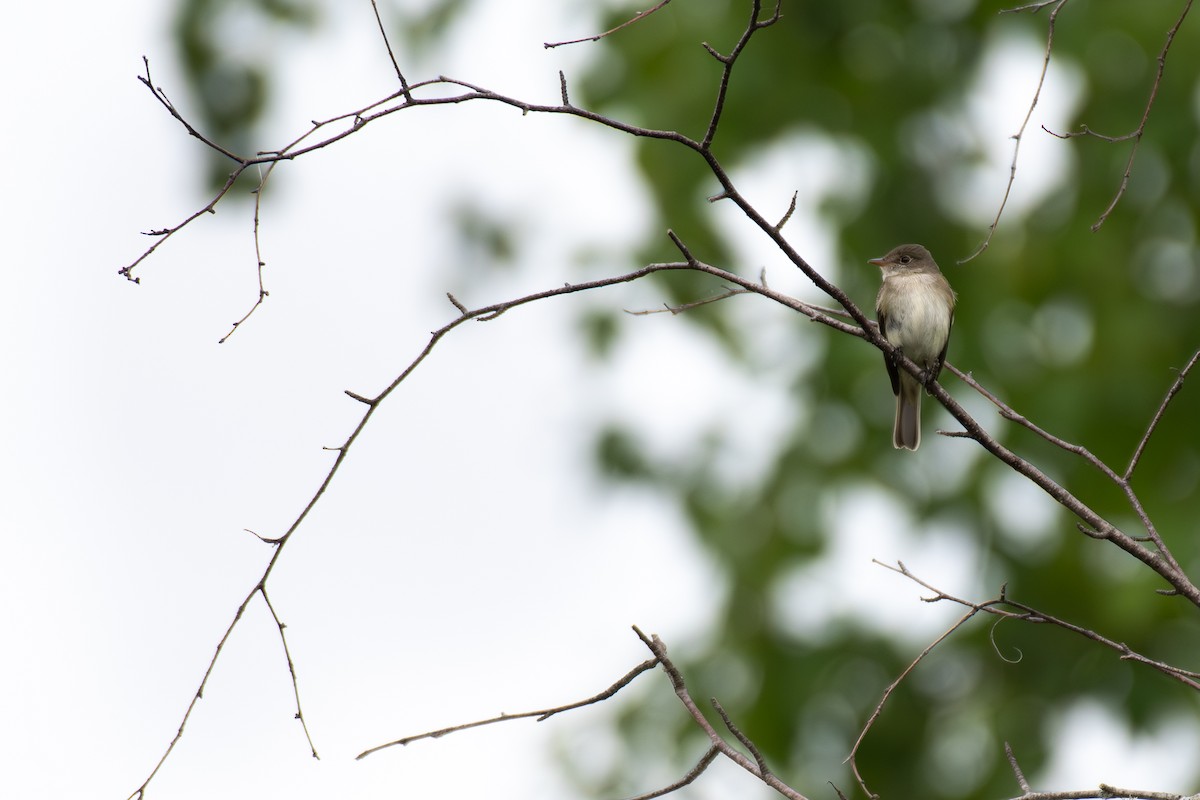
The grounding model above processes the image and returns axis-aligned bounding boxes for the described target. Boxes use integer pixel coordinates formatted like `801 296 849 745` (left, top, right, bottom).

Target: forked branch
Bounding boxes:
1039 0 1194 230
358 626 808 799
962 0 1069 263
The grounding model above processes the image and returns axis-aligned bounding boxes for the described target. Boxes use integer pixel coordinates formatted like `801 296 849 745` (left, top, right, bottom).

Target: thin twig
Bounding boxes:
1009 785 1195 800
135 56 246 162
120 69 700 286
949 364 1187 584
625 286 748 316
775 191 798 231
846 603 981 798
369 0 411 98
1125 347 1200 480
125 586 262 800
879 561 1200 691
624 746 720 800
545 0 674 49
261 587 319 759
961 0 1069 263
1001 0 1061 12
1042 0 1194 230
713 698 772 779
1006 743 1033 794
218 162 275 343
700 0 783 151
632 626 810 800
356 657 660 759
928 362 1199 604
1089 0 1194 230
120 64 242 284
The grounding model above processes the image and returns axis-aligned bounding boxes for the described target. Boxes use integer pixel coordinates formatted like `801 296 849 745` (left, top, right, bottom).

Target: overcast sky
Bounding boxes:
0 4 749 798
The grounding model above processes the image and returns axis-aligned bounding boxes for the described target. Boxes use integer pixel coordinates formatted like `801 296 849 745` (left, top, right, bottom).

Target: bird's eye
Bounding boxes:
899 255 911 264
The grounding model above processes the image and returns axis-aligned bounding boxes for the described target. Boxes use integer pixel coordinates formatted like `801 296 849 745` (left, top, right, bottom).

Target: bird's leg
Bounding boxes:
919 357 945 388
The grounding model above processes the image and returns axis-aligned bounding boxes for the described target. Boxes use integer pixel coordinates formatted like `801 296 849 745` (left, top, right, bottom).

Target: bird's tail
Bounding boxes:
893 376 921 450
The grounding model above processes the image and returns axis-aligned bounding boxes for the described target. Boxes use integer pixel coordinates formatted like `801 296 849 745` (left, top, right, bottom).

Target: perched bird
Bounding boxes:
870 244 956 450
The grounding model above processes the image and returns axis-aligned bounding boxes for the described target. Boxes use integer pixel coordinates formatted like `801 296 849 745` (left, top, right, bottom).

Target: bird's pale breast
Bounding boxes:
880 272 953 364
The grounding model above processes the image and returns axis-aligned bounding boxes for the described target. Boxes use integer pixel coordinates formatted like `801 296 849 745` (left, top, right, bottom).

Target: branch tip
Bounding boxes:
545 0 674 49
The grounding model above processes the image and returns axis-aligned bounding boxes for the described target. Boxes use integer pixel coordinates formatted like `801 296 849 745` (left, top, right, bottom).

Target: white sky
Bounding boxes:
0 4 747 798
0 2 1194 799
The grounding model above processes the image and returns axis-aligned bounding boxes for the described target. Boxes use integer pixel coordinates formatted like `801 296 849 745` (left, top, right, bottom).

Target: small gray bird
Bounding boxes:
870 244 956 450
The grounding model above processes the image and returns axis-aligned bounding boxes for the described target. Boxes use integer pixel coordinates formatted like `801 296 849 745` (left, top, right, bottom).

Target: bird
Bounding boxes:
870 244 956 450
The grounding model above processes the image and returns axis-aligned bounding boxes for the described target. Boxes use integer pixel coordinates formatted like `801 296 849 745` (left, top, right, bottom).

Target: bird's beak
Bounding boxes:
868 257 886 267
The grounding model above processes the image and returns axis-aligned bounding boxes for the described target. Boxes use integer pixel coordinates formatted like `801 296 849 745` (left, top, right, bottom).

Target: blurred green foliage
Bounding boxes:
173 0 1200 797
173 0 318 187
572 3 1200 797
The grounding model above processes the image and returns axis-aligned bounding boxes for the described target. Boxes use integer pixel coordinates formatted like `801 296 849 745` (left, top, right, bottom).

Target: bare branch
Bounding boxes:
1006 742 1033 794
1001 0 1062 12
632 626 810 800
261 587 319 759
218 162 275 343
949 363 1190 589
1125 347 1200 480
775 191 798 232
713 698 772 779
1041 0 1194 230
1005 744 1197 799
847 602 981 798
700 0 783 151
879 561 1200 692
961 0 1068 263
932 364 1200 602
127 40 877 359
134 56 247 163
360 626 807 799
356 657 660 759
545 0 674 49
625 286 747 316
1004 756 1195 800
856 566 1200 800
120 70 705 286
841 561 1200 800
1012 789 1198 800
622 260 847 321
558 69 570 105
125 585 262 800
624 746 720 800
368 0 411 99
243 527 284 545
949 364 1116 477
666 229 698 265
